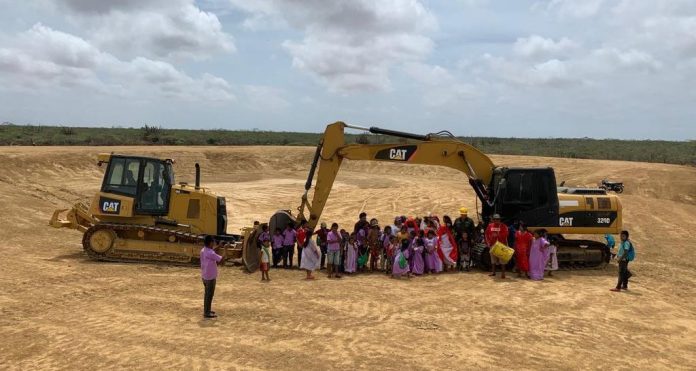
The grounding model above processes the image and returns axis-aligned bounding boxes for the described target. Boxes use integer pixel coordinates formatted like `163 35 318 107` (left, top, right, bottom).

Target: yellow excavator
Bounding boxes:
270 121 622 269
49 153 248 263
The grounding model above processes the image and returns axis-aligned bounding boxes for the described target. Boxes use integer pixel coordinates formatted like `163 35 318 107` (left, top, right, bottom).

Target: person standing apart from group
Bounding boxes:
486 214 509 279
259 239 271 282
200 235 224 318
605 233 616 261
611 230 635 292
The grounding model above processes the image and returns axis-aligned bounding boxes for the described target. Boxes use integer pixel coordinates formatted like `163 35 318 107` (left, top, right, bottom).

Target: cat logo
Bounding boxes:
99 197 121 214
559 217 574 227
375 145 417 162
389 149 408 160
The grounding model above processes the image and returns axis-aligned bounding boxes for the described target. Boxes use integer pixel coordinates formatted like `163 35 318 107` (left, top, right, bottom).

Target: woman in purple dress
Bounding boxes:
424 229 442 274
344 234 358 274
410 232 425 275
392 240 411 278
528 229 549 280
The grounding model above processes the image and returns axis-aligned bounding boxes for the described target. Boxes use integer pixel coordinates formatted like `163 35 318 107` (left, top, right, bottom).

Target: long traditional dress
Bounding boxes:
300 239 321 272
392 248 410 276
344 241 358 273
528 236 549 280
410 240 425 275
424 237 442 273
515 230 533 273
546 244 559 272
436 226 457 267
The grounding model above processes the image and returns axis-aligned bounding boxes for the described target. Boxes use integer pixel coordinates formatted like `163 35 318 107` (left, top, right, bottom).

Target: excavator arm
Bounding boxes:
297 121 496 229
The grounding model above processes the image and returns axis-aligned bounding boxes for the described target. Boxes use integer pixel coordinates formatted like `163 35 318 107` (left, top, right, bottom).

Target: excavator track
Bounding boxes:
82 223 237 264
472 237 608 271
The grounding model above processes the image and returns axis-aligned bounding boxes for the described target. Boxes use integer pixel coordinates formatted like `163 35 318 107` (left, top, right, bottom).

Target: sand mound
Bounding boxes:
0 146 695 369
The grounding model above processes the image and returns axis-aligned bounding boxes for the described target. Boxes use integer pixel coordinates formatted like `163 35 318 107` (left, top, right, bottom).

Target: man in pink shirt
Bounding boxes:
200 235 223 318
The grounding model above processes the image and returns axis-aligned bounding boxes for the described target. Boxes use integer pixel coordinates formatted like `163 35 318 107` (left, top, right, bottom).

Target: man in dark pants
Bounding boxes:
282 222 297 268
453 207 475 271
611 230 635 292
316 222 329 269
200 235 223 318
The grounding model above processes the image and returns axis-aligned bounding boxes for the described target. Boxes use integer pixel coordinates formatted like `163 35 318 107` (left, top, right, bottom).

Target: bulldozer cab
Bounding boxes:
100 155 174 216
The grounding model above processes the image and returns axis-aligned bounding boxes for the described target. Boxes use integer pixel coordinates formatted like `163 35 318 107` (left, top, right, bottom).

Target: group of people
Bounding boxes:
198 211 636 317
254 209 483 280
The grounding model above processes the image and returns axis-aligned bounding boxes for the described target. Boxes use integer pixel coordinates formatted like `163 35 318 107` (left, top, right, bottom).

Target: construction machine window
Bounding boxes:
137 160 170 214
103 158 140 196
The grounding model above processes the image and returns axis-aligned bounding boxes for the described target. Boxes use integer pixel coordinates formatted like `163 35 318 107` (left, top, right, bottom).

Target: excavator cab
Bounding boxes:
100 155 174 216
488 167 560 226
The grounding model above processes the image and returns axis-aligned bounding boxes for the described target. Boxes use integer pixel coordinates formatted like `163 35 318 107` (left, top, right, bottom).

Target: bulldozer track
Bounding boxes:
82 223 236 265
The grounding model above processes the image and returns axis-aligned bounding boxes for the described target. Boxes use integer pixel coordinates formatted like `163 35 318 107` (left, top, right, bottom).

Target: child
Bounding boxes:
424 229 441 274
367 223 381 272
546 236 559 276
397 225 410 244
259 239 271 282
380 226 392 271
410 231 425 276
356 225 368 272
459 232 470 271
272 227 284 268
392 240 411 279
384 235 397 275
344 234 358 274
339 229 349 273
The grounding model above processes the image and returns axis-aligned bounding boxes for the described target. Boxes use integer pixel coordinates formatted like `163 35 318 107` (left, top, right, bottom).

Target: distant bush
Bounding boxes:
60 126 74 135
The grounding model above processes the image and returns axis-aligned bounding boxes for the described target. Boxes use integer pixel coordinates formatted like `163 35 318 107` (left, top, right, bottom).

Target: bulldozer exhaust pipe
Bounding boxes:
195 163 200 189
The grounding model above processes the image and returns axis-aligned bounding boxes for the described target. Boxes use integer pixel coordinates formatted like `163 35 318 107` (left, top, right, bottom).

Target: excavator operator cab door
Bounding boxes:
492 167 559 226
101 156 173 216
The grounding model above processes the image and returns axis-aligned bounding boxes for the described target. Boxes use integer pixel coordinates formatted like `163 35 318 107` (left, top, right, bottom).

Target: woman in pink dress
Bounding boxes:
410 233 425 275
528 229 549 280
424 229 442 274
392 240 411 278
344 234 358 274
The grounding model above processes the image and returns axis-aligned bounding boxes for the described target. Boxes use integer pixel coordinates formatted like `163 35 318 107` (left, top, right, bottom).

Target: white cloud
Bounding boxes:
484 55 581 88
538 0 606 18
0 24 235 102
589 48 662 72
56 0 234 61
513 35 579 59
229 0 436 92
242 85 290 111
403 63 479 107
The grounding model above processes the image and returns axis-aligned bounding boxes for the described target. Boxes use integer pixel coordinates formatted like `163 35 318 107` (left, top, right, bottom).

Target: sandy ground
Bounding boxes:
0 145 695 370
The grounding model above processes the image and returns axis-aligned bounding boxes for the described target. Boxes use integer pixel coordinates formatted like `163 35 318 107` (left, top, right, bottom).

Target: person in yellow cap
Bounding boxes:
454 207 475 271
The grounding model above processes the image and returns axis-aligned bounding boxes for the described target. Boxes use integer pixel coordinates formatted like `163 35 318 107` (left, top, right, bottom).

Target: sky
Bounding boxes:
0 0 695 140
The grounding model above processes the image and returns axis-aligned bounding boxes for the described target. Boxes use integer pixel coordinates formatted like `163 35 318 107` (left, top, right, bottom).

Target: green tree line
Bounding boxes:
0 123 693 165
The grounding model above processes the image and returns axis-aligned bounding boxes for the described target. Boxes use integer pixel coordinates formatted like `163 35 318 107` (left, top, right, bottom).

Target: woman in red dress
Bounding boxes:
515 222 533 278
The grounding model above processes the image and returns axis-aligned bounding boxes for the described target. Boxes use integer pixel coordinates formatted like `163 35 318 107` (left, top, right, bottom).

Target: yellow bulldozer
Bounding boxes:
49 153 252 264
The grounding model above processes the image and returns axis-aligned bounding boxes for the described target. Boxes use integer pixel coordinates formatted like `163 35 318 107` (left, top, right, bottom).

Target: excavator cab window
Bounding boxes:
496 168 559 226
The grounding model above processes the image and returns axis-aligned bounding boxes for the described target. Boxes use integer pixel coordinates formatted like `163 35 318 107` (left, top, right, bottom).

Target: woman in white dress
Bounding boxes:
300 230 321 279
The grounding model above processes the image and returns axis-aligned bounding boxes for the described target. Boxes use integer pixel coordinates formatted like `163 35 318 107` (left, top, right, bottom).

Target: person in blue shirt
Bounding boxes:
610 230 634 292
605 233 616 261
